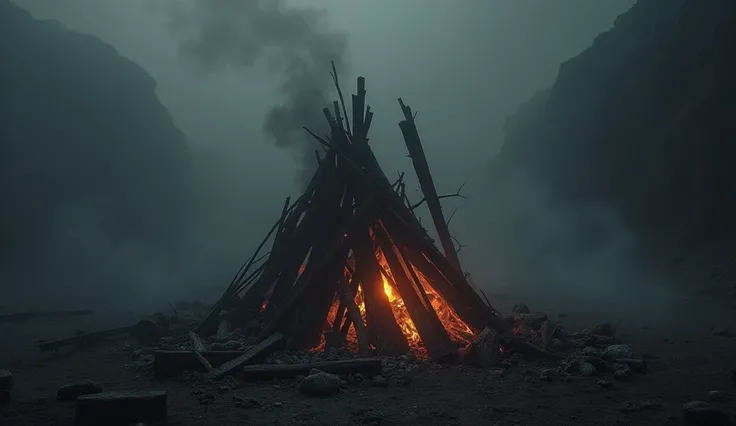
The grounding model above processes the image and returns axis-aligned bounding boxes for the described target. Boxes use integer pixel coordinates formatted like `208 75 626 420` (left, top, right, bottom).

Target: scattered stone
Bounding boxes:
603 344 633 360
613 368 633 381
0 390 10 404
74 390 167 426
597 379 613 389
57 381 103 401
0 369 13 391
539 369 554 382
371 375 388 388
582 346 599 357
593 323 616 337
300 370 341 396
579 361 597 377
512 303 531 314
563 358 596 376
708 390 725 402
682 401 732 426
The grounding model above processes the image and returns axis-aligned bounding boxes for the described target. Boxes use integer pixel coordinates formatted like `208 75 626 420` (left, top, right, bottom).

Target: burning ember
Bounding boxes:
314 250 475 357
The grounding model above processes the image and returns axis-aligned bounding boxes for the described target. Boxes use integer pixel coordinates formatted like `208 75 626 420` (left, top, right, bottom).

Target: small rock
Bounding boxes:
582 346 599 357
613 368 633 381
0 390 10 404
539 369 554 382
564 358 597 377
597 379 613 389
0 370 13 392
233 395 260 408
682 401 732 426
708 390 725 402
371 375 388 388
512 303 531 314
580 362 597 377
603 344 633 360
300 371 341 396
58 381 103 401
593 323 616 337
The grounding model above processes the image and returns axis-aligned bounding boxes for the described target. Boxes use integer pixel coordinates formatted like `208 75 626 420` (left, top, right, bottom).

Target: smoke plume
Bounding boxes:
167 0 349 182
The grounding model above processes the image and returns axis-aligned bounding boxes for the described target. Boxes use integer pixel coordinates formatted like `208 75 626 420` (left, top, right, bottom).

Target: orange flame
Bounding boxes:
314 250 475 356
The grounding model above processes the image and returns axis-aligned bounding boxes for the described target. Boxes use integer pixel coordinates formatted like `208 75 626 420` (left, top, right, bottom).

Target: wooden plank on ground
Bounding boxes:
203 333 285 379
153 351 245 378
188 332 213 372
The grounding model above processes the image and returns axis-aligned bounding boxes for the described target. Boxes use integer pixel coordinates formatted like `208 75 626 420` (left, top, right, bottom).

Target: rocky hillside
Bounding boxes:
494 0 736 248
0 1 199 307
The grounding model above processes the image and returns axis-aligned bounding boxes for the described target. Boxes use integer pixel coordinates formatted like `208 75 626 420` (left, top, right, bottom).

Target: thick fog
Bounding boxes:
8 0 668 322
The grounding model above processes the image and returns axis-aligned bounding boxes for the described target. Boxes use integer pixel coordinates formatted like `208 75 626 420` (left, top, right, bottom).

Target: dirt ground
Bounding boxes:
2 264 735 426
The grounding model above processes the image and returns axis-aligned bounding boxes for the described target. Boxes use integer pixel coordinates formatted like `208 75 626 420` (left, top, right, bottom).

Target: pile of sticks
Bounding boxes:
196 65 508 361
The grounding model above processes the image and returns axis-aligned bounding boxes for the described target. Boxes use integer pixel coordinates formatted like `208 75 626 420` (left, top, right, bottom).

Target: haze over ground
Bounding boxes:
10 1 643 318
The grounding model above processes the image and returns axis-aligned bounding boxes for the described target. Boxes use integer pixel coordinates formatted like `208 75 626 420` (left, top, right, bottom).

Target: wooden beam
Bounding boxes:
188 332 213 372
153 351 246 378
203 333 285 380
375 226 458 361
398 98 463 276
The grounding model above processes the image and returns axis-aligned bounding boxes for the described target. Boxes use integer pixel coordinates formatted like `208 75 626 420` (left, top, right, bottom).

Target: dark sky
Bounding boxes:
14 0 649 314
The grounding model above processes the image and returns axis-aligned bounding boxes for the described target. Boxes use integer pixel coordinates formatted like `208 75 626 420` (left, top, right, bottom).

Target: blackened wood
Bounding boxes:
398 98 464 276
375 227 457 361
337 276 369 355
196 198 292 335
352 77 366 143
353 229 409 356
204 333 285 379
287 156 347 348
403 249 486 331
257 195 379 341
233 198 297 322
39 325 136 351
188 332 213 372
364 106 374 135
382 211 508 334
337 267 362 336
242 358 381 381
264 213 316 318
153 351 247 378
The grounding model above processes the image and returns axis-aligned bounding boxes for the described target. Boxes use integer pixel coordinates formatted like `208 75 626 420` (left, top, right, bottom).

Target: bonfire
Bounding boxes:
195 64 511 370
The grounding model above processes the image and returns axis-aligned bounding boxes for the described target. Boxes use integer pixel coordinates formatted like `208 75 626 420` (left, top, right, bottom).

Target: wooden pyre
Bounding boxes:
196 65 509 362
